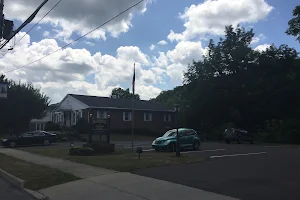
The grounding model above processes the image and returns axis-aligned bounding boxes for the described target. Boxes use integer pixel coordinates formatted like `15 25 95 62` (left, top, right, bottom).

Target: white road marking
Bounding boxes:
181 149 226 154
210 152 267 159
143 149 155 152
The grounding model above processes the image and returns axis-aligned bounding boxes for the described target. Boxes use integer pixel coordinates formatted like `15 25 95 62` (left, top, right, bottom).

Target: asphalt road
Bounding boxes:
134 142 300 200
0 179 34 200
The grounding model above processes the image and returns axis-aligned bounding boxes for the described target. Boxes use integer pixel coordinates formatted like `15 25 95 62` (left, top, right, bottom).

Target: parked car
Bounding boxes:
152 128 201 152
223 128 254 144
2 131 57 148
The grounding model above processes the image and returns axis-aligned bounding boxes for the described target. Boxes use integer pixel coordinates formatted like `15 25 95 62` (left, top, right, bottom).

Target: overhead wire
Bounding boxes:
13 0 63 47
3 0 145 73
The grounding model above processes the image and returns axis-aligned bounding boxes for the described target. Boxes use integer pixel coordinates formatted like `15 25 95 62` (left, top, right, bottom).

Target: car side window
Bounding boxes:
33 132 45 137
186 130 195 136
179 130 187 137
22 132 33 137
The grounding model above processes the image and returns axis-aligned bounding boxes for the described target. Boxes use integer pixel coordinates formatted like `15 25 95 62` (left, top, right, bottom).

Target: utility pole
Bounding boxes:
0 0 4 39
0 0 48 50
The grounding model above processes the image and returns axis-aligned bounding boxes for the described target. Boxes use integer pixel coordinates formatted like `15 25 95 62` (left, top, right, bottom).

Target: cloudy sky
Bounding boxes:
0 0 299 103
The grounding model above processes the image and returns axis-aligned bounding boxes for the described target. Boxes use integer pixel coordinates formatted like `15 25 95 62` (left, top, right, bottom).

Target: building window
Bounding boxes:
97 111 107 119
36 124 40 130
123 112 132 121
164 113 171 122
41 124 44 130
144 112 152 122
73 112 76 124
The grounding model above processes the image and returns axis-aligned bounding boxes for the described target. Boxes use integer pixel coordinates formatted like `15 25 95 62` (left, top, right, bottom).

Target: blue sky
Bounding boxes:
2 0 300 102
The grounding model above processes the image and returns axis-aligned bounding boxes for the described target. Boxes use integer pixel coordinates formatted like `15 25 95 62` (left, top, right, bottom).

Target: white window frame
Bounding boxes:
73 112 76 125
164 113 171 122
97 111 107 119
144 112 152 122
123 112 132 121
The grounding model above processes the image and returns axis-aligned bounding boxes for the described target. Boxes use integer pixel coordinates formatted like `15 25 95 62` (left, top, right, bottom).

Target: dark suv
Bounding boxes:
223 128 254 144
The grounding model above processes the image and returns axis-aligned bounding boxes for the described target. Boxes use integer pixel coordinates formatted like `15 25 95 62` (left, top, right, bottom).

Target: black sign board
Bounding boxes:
92 118 108 131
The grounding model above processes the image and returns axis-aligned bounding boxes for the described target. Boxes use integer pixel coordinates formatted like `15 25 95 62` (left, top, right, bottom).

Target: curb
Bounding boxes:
0 168 24 189
0 168 49 200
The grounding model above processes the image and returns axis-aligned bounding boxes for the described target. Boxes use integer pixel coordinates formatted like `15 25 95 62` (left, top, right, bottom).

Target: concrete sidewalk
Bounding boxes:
0 148 238 200
0 148 116 178
40 172 238 200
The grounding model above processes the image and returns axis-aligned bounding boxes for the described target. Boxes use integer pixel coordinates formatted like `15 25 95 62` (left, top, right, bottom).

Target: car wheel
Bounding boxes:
168 143 176 152
193 142 200 150
9 141 16 148
44 140 50 146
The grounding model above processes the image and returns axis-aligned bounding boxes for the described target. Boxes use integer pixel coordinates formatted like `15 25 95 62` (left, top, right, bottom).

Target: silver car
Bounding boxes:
223 128 254 144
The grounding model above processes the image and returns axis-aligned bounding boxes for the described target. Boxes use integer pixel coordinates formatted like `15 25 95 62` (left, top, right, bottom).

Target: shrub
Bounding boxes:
45 121 61 131
73 118 89 134
85 141 115 154
69 146 94 156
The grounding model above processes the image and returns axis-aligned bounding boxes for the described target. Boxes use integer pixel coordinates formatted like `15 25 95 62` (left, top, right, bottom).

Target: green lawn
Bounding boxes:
21 146 204 172
0 153 79 190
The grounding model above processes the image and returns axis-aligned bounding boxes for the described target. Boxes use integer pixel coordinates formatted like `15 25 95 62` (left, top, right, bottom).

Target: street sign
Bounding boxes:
0 82 8 98
92 118 108 131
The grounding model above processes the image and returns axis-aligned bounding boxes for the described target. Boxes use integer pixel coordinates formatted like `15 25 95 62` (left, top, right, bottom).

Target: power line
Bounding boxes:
1 0 62 58
14 0 63 47
4 0 145 73
0 49 8 58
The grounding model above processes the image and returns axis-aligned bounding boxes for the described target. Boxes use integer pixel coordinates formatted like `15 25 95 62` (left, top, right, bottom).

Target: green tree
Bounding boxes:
155 24 300 142
286 5 300 42
111 87 140 99
0 74 49 132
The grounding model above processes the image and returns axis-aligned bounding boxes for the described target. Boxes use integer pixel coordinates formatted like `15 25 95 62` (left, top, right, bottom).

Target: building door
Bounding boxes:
66 112 71 127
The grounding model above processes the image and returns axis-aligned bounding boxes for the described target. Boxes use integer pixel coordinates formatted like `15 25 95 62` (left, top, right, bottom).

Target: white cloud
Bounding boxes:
153 52 169 68
251 33 265 45
0 32 162 102
43 31 50 37
152 41 205 85
149 44 155 51
157 40 168 45
5 0 152 41
168 0 273 42
83 41 95 46
254 44 271 52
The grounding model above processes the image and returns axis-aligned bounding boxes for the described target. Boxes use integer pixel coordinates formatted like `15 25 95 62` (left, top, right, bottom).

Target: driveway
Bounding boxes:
134 142 300 200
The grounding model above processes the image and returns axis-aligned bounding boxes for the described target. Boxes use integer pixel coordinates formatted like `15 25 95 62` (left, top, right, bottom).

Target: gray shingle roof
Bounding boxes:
69 94 174 112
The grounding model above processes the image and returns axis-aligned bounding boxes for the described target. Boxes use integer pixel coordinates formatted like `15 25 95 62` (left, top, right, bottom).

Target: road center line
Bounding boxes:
181 149 226 154
210 152 267 159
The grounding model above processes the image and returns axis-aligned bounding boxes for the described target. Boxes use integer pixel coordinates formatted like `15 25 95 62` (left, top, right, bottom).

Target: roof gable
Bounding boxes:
69 94 173 112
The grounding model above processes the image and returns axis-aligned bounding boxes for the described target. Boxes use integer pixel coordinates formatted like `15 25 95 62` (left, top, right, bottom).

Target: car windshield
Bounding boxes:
162 130 177 137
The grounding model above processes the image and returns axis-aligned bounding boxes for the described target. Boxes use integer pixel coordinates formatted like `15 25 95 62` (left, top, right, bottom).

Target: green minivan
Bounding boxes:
152 128 201 152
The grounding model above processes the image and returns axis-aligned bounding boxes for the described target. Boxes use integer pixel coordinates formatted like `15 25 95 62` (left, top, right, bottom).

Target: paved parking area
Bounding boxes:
133 142 300 200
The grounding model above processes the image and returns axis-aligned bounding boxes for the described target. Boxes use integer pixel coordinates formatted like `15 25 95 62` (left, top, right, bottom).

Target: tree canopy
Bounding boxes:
0 74 49 133
286 5 300 42
110 87 140 100
153 24 300 143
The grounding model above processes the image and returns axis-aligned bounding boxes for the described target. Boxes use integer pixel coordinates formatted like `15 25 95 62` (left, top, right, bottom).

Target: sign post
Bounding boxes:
91 117 110 143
